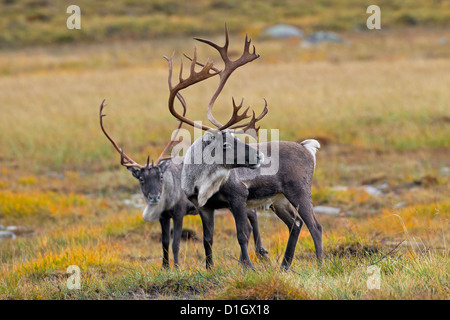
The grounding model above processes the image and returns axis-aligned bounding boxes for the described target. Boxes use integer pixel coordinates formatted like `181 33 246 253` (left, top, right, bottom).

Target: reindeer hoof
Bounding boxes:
257 247 269 259
242 261 255 271
161 263 170 270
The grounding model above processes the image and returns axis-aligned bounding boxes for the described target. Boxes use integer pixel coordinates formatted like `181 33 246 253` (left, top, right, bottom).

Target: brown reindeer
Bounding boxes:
165 26 322 270
99 88 267 268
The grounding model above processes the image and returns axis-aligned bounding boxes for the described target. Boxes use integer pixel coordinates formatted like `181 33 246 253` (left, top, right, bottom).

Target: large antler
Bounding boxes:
164 47 219 131
166 25 268 135
100 98 187 168
193 24 268 132
99 99 149 169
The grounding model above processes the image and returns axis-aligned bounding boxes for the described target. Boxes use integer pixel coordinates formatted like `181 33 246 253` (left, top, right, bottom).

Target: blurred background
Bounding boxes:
0 0 448 170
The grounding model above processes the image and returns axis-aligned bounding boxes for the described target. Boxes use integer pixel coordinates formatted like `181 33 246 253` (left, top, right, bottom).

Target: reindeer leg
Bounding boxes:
284 190 323 265
171 207 184 269
199 207 215 269
159 216 171 269
230 202 254 269
246 208 268 259
271 199 303 271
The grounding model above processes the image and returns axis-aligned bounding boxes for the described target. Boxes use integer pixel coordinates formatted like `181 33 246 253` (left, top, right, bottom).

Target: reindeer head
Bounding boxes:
127 160 170 204
99 100 181 206
189 130 263 169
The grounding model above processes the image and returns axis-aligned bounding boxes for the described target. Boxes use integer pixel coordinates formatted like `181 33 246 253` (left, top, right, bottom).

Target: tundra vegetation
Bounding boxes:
0 1 449 299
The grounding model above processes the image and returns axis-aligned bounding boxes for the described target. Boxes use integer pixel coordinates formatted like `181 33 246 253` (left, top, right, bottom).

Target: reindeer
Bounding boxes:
165 27 323 270
99 96 267 268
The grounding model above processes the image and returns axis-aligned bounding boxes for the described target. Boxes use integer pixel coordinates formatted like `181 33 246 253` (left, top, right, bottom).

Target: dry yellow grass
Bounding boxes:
1 49 448 170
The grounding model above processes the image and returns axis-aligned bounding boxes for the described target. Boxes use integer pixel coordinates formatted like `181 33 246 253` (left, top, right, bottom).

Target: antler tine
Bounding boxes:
183 53 221 73
194 24 230 63
228 98 268 130
99 99 146 169
164 48 219 132
217 97 251 129
194 24 260 130
231 111 260 139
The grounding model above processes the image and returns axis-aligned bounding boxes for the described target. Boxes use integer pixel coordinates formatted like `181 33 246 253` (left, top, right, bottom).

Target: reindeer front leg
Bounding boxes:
230 199 254 269
159 216 171 269
171 205 185 269
199 207 215 269
246 208 269 259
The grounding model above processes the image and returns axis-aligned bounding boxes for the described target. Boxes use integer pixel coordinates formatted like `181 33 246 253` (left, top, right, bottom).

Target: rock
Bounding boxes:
393 201 407 209
330 185 348 191
48 171 65 180
302 31 345 47
362 185 383 196
0 231 17 241
262 24 304 39
377 183 389 191
214 209 229 215
440 167 450 177
6 226 34 236
438 37 447 44
314 206 341 215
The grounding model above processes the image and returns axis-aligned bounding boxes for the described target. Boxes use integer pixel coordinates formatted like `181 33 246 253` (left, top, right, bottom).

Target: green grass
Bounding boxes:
1 0 450 48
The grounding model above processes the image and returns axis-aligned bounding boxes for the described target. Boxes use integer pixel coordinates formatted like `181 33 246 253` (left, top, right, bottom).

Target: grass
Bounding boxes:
0 178 448 299
0 9 449 299
0 30 449 171
1 0 449 48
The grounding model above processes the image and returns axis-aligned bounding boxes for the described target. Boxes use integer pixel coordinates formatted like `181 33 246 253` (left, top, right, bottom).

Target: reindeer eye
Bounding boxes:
139 178 144 184
223 142 232 149
160 174 164 180
205 134 215 143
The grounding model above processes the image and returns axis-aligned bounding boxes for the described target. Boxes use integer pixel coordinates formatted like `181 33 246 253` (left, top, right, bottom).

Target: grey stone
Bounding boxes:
314 206 341 215
362 185 383 196
0 231 17 241
262 24 304 39
302 31 345 47
6 226 34 235
394 201 407 209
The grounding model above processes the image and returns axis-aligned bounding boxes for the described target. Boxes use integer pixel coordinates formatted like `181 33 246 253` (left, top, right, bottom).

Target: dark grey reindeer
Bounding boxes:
99 100 267 268
166 27 323 270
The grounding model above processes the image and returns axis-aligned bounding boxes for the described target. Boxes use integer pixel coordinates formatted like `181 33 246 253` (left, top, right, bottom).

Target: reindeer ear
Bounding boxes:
158 160 170 174
127 167 141 179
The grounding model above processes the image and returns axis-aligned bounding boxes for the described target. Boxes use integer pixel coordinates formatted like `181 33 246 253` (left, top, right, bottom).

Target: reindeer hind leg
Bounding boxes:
283 188 323 264
271 198 303 271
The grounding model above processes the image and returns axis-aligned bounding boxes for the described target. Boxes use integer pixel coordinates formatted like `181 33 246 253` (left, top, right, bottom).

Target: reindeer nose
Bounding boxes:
148 195 161 203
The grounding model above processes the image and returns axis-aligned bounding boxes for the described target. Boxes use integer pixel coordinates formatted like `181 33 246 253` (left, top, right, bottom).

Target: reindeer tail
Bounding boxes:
300 139 320 169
